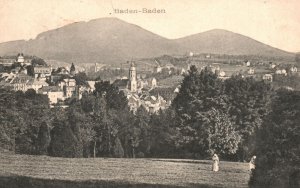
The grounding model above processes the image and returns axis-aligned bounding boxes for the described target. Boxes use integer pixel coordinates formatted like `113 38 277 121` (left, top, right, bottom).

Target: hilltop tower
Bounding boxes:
128 61 137 92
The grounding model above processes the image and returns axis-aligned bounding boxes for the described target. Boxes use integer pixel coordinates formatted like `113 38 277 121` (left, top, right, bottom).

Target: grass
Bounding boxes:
0 153 250 188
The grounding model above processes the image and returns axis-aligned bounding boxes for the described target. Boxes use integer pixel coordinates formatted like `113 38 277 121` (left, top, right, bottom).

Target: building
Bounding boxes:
148 78 157 88
34 65 52 78
128 62 137 92
153 65 162 73
58 78 77 98
26 79 49 92
16 53 31 66
0 58 15 66
113 61 138 93
289 66 297 73
38 86 64 104
275 69 287 76
16 53 25 64
269 62 276 69
141 95 167 114
10 74 31 92
248 68 255 75
246 61 251 67
50 67 70 83
149 87 177 102
127 94 141 112
262 74 273 82
153 60 162 73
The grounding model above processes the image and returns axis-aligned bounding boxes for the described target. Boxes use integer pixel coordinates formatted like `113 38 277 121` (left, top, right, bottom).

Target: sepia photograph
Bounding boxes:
0 0 299 187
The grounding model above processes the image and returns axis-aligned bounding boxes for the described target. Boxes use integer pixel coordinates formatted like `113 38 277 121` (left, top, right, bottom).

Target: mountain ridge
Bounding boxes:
0 17 295 64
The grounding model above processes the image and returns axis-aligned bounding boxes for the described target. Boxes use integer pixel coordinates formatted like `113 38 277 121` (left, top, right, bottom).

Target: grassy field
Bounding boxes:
0 153 250 188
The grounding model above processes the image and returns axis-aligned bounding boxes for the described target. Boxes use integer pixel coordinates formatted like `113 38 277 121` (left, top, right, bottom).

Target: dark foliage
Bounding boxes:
36 122 51 155
250 89 300 188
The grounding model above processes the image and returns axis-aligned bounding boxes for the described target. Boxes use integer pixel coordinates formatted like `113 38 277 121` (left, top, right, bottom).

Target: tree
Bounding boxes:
224 76 272 161
0 89 18 151
250 89 300 188
36 122 51 155
197 108 241 156
74 72 88 86
94 81 128 110
113 137 124 158
70 63 76 75
172 66 234 158
31 57 47 66
133 106 150 156
148 108 178 158
49 118 83 158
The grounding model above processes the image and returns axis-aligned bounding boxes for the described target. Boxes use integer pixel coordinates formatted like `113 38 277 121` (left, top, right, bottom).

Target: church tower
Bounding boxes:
129 61 137 92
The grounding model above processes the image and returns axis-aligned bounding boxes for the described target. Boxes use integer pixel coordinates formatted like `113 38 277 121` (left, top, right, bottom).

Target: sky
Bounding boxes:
0 0 299 52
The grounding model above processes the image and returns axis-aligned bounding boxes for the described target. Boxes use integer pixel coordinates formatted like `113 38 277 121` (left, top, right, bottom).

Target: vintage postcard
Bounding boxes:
0 0 299 188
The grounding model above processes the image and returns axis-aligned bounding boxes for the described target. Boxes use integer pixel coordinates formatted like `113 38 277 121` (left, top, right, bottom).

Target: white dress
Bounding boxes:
212 155 219 172
249 156 256 171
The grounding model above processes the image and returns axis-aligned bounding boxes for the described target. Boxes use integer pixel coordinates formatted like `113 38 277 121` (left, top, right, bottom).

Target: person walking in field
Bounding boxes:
249 155 256 171
212 154 219 172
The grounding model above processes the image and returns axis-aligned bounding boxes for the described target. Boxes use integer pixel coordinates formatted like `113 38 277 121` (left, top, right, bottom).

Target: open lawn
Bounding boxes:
0 153 250 188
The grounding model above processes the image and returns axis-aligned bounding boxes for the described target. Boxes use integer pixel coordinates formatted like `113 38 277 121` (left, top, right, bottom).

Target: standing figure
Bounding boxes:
249 156 256 171
212 154 219 172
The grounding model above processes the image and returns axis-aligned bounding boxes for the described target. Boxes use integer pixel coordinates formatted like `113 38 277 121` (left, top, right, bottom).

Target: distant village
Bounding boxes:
0 53 298 112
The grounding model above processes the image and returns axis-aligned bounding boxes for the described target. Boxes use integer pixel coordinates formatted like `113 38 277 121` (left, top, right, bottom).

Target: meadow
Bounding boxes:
0 153 250 188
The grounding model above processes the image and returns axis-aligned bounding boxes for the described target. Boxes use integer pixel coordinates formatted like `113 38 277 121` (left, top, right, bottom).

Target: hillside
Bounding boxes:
0 153 250 188
174 29 293 57
0 18 179 65
0 17 295 65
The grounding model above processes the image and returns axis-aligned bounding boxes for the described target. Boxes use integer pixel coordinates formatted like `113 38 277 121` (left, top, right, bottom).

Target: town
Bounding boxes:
0 53 298 112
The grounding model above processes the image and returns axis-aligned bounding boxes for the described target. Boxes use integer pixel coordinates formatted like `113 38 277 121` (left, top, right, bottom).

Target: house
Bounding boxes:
16 53 31 66
16 53 24 64
127 94 141 112
248 68 255 75
149 78 157 88
10 74 31 92
275 69 287 76
0 58 15 66
269 62 276 69
38 86 64 104
50 67 70 83
0 73 16 89
263 74 273 82
218 70 229 79
86 81 96 92
34 65 52 78
58 78 77 98
149 87 177 102
26 79 49 92
0 72 16 82
141 95 167 114
289 66 297 73
245 61 251 67
153 65 162 73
